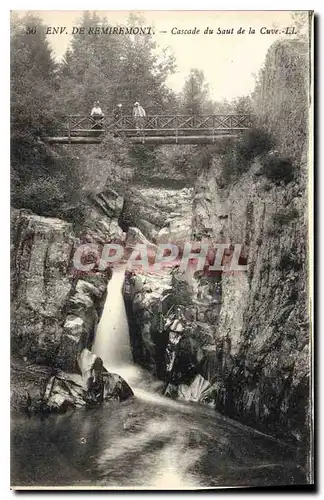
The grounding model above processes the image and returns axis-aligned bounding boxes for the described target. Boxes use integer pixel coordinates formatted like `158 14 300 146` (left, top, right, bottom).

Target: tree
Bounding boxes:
57 11 124 113
116 14 176 113
57 11 176 115
11 13 84 223
11 13 59 137
233 95 253 115
180 69 210 115
212 99 235 114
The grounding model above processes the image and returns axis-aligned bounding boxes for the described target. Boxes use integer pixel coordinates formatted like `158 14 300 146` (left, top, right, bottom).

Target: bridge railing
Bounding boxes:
63 114 253 136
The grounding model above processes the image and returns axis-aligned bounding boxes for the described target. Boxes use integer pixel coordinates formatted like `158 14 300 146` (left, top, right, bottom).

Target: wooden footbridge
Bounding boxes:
43 114 252 145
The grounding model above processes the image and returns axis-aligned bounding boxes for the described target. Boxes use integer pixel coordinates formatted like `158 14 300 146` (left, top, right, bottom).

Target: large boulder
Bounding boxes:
119 188 168 238
77 348 133 406
42 373 86 413
103 373 134 402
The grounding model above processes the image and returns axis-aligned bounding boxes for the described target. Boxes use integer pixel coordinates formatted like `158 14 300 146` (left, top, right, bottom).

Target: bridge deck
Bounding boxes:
43 134 241 145
43 114 252 145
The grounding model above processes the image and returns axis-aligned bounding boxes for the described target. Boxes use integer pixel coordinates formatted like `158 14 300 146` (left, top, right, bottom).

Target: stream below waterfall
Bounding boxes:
11 268 306 489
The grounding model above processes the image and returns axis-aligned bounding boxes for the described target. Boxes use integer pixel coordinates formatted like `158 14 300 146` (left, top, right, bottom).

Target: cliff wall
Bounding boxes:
11 188 124 411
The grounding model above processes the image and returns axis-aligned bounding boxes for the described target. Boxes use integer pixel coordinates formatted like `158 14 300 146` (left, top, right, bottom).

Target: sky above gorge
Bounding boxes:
18 10 304 101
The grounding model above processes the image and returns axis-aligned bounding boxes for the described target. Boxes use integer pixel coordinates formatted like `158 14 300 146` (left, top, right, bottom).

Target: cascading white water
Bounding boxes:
92 266 162 395
92 265 132 367
13 270 300 489
92 265 147 393
92 266 193 408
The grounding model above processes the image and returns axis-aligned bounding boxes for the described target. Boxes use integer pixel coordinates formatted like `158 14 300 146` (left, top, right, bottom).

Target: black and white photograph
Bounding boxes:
10 9 314 490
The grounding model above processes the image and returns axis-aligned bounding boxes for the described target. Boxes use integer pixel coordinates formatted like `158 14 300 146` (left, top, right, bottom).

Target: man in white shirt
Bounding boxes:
90 101 104 130
132 101 146 132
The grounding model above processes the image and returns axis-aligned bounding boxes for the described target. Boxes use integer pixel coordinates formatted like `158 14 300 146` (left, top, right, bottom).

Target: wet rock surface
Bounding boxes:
78 348 133 407
120 186 193 246
124 268 221 400
123 154 310 450
11 348 133 416
11 188 125 411
192 155 309 445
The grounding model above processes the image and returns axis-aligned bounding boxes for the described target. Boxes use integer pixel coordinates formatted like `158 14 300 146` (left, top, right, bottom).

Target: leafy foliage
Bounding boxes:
233 95 254 115
238 129 274 161
268 208 299 236
180 69 211 115
261 154 296 185
220 128 274 185
57 12 176 115
11 14 84 224
272 208 299 228
278 250 302 273
252 39 309 163
155 145 198 180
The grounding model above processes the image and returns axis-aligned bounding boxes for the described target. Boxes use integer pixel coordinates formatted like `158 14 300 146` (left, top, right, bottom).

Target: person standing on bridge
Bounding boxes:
132 102 146 133
113 103 123 121
90 101 104 130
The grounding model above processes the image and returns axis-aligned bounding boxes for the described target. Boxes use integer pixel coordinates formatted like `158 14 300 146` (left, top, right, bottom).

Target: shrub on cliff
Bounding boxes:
272 208 299 228
237 128 274 162
11 14 85 224
155 145 198 183
130 144 157 179
12 173 87 226
278 249 302 273
261 154 296 185
220 128 274 184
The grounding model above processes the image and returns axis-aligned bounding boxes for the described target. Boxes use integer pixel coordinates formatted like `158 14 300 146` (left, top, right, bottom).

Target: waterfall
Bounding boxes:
92 265 132 367
92 265 156 396
13 268 297 490
92 266 198 412
91 266 186 406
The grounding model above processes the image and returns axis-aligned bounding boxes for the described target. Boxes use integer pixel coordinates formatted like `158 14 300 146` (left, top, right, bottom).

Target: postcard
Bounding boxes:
10 10 314 489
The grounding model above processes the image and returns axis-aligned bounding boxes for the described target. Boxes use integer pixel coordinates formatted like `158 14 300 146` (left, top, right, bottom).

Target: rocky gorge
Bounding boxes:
123 150 309 449
10 151 311 484
11 187 134 414
10 141 310 453
120 39 311 456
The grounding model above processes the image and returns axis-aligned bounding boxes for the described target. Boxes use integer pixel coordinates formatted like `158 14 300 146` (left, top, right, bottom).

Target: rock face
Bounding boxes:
83 188 124 244
11 348 133 415
124 268 221 396
124 270 173 379
192 154 309 444
77 348 133 404
11 188 125 412
124 152 310 448
119 187 168 241
140 186 193 246
11 211 78 367
122 40 310 450
119 186 193 245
